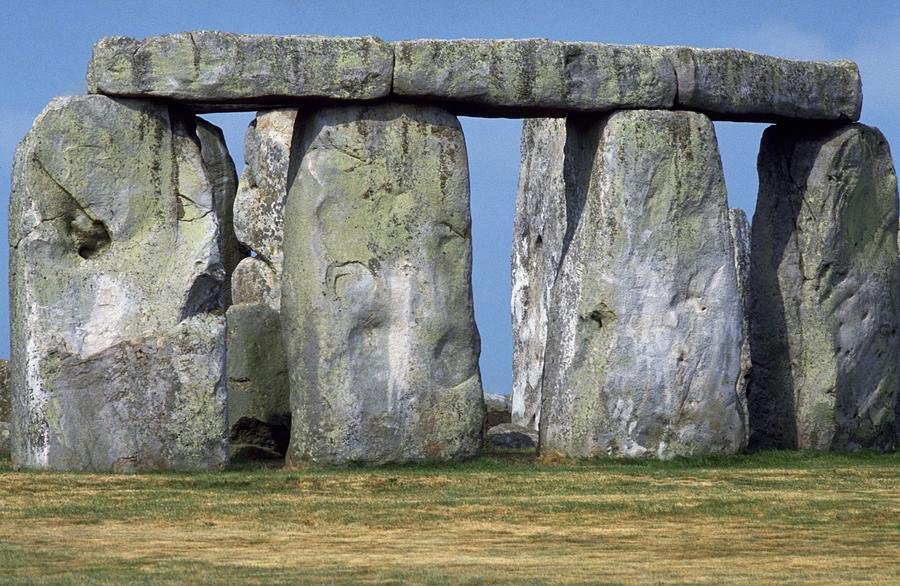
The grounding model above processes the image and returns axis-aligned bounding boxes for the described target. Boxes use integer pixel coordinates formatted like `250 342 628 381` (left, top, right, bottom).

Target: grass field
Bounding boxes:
0 449 898 584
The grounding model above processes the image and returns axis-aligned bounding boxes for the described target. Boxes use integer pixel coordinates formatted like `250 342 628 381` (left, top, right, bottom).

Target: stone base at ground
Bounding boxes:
486 423 538 450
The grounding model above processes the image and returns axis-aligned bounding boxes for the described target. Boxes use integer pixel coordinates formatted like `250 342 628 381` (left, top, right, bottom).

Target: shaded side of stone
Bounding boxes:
87 32 393 108
748 123 899 451
226 303 290 460
729 209 752 435
282 102 485 465
9 95 229 471
540 109 747 459
666 47 861 122
486 423 538 450
0 360 9 423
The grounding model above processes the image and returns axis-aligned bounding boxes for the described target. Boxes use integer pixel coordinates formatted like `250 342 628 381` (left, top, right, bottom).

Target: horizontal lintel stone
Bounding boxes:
86 32 863 121
391 39 678 115
87 31 393 106
665 47 861 122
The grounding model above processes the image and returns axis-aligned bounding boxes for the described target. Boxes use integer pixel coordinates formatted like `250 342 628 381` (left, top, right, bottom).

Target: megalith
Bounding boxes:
539 110 747 458
510 118 567 431
9 95 233 471
748 123 900 451
282 102 485 465
729 209 752 432
227 109 296 459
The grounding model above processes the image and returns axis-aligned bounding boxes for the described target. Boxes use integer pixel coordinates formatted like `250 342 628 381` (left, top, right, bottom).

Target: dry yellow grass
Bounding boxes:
1 450 898 584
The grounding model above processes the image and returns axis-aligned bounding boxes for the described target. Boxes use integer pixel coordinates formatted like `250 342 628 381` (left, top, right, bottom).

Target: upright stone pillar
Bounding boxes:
510 118 568 431
540 110 747 458
10 96 233 471
227 109 296 459
282 102 485 465
749 123 899 451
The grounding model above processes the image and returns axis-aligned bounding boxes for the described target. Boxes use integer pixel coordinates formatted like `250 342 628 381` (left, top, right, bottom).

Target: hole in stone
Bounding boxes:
713 121 767 221
68 213 111 259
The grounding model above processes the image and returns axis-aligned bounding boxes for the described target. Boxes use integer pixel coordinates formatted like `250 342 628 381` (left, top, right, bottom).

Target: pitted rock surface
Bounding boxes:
749 123 899 451
539 110 747 459
282 102 485 465
510 118 568 431
9 95 231 471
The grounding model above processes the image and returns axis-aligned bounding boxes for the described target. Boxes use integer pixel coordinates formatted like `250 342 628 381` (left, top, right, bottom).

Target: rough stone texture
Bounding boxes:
282 102 485 465
486 423 538 450
234 109 298 273
0 359 9 424
666 48 861 122
0 422 10 454
393 39 676 115
510 118 568 431
9 95 231 471
748 123 899 451
484 393 512 432
729 209 752 435
226 303 289 460
87 32 393 111
540 110 747 459
225 109 297 459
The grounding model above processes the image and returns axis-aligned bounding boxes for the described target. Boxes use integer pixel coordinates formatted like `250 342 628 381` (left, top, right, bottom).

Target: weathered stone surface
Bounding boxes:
729 209 752 434
749 123 899 451
666 48 861 122
393 39 676 115
226 303 289 460
87 32 393 111
0 359 10 424
510 118 568 431
484 393 512 432
282 102 484 465
226 109 296 460
10 95 231 471
540 110 747 459
0 422 10 455
486 423 538 450
232 257 280 308
234 109 298 270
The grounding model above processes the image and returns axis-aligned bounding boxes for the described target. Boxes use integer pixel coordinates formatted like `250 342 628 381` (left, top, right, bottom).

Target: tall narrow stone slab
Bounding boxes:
10 96 232 471
540 110 747 459
87 32 393 111
227 109 297 460
282 102 484 465
510 118 568 431
749 123 899 451
729 209 752 433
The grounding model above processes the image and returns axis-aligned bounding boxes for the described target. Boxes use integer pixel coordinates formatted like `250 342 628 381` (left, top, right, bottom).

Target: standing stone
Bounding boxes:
227 109 297 459
510 118 568 431
749 123 899 451
9 95 232 471
0 360 9 454
540 110 747 459
282 102 484 465
729 209 752 435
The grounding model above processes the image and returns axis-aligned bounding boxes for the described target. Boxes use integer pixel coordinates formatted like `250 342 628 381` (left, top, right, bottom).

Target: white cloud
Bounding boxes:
730 22 833 60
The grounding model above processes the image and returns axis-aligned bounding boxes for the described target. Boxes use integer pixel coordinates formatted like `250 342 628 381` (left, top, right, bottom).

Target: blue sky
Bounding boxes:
1 1 897 393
